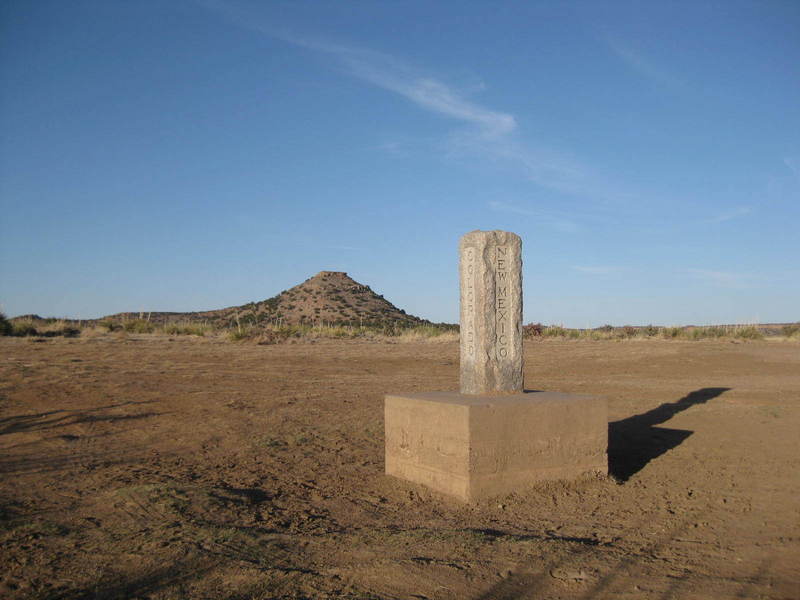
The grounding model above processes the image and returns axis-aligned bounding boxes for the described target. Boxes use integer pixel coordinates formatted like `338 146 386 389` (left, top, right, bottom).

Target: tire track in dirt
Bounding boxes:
110 484 317 575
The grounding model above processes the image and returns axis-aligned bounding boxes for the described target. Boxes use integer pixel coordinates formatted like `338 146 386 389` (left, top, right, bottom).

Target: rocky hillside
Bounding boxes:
105 271 427 328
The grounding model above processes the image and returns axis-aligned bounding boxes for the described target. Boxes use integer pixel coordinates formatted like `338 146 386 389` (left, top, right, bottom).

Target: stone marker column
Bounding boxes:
385 229 607 501
459 230 523 394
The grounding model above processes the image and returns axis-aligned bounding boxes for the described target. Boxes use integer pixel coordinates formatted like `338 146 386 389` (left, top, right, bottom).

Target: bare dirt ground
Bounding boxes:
1 336 799 599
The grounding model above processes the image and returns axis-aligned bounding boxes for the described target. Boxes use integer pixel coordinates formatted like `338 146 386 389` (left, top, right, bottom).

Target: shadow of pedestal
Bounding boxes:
608 387 730 481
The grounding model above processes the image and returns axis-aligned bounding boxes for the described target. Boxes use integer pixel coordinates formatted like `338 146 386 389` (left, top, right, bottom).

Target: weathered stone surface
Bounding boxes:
459 230 523 395
385 391 608 502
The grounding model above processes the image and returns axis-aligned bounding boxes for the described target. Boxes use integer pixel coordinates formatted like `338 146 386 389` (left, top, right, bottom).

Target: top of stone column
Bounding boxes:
460 229 521 244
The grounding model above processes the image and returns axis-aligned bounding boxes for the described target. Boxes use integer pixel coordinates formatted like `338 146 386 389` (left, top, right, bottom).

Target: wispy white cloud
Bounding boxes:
203 0 664 207
784 156 800 178
201 2 634 204
280 36 517 138
686 268 747 287
488 200 579 233
764 156 800 202
285 36 616 199
706 206 752 223
605 37 686 92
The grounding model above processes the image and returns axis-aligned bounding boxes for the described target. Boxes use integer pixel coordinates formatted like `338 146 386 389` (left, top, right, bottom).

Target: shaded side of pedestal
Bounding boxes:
384 391 608 502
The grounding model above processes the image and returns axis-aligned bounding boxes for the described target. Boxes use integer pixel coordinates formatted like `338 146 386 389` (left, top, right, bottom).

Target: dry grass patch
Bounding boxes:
523 323 776 341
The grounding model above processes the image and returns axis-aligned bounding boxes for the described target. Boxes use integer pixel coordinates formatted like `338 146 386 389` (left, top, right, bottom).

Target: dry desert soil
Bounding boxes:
1 336 799 599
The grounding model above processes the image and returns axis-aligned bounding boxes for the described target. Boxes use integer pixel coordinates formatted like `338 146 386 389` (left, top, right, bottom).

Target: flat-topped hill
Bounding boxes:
103 271 427 328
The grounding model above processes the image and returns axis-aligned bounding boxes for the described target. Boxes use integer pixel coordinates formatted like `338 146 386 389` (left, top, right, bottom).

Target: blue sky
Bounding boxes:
1 1 798 326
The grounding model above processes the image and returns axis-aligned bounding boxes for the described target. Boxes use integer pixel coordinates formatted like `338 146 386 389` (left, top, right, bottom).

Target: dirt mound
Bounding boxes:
105 271 426 328
215 271 426 328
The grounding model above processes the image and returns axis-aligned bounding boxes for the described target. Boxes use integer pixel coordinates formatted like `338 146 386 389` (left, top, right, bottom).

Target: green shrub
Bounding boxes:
682 326 726 339
164 322 211 336
228 327 253 341
11 319 38 336
96 320 119 332
782 323 800 338
403 324 449 338
522 323 544 338
734 326 763 340
325 326 352 338
45 323 81 337
544 326 567 337
122 319 156 333
266 295 280 305
255 328 291 344
0 313 11 336
643 325 659 337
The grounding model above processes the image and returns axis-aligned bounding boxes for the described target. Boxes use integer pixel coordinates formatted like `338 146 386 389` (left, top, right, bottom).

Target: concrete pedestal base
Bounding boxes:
385 391 607 502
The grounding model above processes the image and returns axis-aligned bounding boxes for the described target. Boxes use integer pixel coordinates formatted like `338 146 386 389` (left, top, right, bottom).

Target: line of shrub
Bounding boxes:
522 323 771 341
227 322 458 344
0 314 82 338
3 311 795 344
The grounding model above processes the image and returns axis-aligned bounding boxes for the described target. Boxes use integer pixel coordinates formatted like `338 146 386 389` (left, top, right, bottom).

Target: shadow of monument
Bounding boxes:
608 387 730 482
